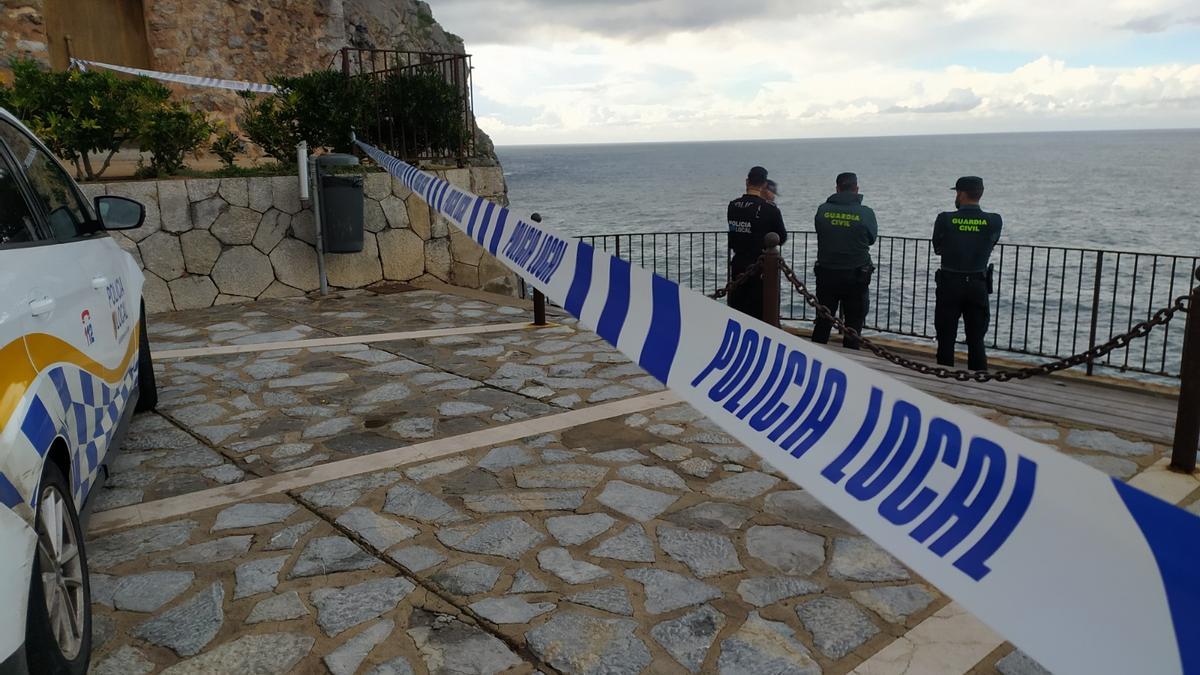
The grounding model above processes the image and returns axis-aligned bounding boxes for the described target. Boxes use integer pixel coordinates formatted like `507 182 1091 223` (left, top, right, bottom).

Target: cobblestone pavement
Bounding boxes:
86 285 1183 673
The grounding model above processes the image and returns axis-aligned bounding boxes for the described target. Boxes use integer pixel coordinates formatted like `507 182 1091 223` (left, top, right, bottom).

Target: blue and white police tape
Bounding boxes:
68 58 278 94
355 138 1200 675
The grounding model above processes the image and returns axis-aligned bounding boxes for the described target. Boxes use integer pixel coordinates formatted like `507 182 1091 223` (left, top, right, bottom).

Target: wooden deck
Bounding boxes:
834 346 1180 444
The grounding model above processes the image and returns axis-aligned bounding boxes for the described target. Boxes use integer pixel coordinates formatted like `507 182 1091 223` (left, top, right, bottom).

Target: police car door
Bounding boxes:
0 119 130 478
0 147 44 442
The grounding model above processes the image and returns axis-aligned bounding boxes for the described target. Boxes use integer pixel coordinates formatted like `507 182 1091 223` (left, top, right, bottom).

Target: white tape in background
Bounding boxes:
357 139 1200 675
68 58 278 94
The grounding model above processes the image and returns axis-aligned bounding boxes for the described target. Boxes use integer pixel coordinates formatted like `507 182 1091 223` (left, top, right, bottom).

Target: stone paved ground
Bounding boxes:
86 285 1184 673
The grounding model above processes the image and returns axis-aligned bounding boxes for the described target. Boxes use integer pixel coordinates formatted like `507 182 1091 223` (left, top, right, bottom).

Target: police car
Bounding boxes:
0 107 157 674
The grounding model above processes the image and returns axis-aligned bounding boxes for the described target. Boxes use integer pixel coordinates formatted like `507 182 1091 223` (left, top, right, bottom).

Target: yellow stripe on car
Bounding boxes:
0 325 139 433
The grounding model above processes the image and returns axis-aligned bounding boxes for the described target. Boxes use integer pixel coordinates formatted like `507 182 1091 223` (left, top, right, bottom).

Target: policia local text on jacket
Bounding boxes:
932 176 1003 371
727 169 788 320
812 177 878 349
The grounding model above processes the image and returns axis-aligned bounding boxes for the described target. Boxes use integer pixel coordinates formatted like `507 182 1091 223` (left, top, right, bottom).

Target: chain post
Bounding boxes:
341 48 350 76
529 212 547 326
762 233 781 328
1170 268 1200 473
1086 250 1104 376
533 290 547 326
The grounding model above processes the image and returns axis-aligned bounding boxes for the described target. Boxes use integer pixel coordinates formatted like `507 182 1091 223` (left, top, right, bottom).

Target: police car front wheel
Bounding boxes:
26 462 91 674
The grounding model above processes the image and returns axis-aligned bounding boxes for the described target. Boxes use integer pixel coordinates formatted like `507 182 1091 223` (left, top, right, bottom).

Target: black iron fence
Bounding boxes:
576 231 1199 379
336 47 475 163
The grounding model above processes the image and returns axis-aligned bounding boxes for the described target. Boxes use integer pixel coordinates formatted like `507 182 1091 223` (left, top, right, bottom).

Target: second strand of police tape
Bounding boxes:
355 138 1199 675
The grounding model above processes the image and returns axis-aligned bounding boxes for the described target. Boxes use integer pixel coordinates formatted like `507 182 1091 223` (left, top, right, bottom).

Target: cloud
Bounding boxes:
435 0 1200 144
434 0 901 42
885 88 983 114
1118 13 1173 33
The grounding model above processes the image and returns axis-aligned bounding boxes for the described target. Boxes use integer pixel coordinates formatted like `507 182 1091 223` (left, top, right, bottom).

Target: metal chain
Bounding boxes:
711 262 763 300
776 259 1192 382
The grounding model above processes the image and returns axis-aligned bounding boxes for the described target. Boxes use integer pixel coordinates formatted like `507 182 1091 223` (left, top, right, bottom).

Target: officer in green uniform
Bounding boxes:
932 176 1003 370
812 172 878 349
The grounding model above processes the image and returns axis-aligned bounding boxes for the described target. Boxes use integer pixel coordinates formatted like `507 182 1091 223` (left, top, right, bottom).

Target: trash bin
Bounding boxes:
316 153 364 253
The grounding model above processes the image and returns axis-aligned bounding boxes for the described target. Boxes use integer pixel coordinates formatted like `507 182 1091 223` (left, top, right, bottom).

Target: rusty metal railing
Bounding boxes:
335 47 475 164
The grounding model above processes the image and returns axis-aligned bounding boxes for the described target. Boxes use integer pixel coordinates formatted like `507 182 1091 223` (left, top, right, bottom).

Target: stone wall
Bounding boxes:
80 166 519 314
2 0 464 111
0 0 49 77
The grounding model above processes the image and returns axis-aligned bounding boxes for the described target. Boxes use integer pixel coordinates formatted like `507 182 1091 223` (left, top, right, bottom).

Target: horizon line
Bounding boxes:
491 124 1200 149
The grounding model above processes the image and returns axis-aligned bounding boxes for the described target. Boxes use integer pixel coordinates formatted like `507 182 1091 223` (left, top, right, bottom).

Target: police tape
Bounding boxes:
68 58 278 94
354 138 1200 675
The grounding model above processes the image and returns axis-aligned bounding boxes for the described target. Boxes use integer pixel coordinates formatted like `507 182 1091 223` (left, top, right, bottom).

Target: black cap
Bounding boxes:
836 172 858 191
952 176 984 192
765 179 780 196
747 166 768 185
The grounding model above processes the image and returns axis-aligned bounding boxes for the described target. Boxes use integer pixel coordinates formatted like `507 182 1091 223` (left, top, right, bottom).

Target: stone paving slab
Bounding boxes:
95 286 1183 674
88 495 534 674
149 344 558 474
290 407 942 674
379 323 664 410
148 304 330 350
251 289 544 336
92 413 249 512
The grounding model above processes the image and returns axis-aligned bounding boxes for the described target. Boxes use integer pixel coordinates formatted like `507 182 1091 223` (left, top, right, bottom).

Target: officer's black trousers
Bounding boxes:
935 272 990 370
728 268 765 320
811 267 870 349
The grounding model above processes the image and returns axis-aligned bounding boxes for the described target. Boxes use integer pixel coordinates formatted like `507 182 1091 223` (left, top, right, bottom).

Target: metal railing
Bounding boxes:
577 231 1200 379
336 47 475 163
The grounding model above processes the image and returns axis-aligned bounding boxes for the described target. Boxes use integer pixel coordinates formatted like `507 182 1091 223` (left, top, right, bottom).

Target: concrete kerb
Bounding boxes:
89 392 679 535
155 321 549 360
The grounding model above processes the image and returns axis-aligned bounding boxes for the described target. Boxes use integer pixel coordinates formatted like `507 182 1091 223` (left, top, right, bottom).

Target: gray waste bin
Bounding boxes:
316 154 364 253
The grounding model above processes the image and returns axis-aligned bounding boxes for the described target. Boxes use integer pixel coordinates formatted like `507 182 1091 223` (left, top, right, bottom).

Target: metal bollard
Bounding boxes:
530 212 547 326
533 291 547 326
1169 267 1200 473
762 232 781 328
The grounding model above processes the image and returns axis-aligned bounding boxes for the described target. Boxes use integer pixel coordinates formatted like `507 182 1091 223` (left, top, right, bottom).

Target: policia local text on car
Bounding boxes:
811 172 878 350
727 166 788 320
932 176 1003 371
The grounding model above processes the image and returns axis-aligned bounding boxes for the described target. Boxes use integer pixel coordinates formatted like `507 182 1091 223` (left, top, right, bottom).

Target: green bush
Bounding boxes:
374 68 469 158
2 58 213 179
138 99 211 177
2 58 166 179
210 129 244 170
238 71 373 161
236 91 301 163
238 67 469 161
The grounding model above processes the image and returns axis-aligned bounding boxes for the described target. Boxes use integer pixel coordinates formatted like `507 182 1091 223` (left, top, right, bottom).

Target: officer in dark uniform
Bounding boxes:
727 166 788 320
812 172 878 349
932 176 1003 370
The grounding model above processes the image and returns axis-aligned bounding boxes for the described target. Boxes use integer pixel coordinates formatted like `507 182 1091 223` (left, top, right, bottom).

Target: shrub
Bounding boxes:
3 58 163 179
237 91 301 163
210 129 244 170
138 99 212 177
238 71 373 161
239 68 469 161
374 67 469 158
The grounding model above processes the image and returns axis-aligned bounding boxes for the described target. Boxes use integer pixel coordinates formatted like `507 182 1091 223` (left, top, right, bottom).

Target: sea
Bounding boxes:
496 130 1200 379
497 129 1200 254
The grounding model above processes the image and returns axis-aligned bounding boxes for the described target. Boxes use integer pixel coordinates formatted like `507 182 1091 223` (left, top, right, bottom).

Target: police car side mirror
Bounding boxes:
94 195 145 230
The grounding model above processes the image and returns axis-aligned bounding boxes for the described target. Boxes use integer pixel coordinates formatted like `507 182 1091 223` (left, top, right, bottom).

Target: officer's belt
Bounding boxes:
938 268 988 278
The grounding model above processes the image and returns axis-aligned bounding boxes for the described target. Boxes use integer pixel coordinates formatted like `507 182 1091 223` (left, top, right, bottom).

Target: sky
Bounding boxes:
428 0 1200 145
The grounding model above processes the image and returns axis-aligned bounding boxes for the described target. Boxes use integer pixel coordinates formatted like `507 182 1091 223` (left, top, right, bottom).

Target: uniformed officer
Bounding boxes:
812 172 877 349
932 176 1003 370
727 166 788 320
764 179 779 205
